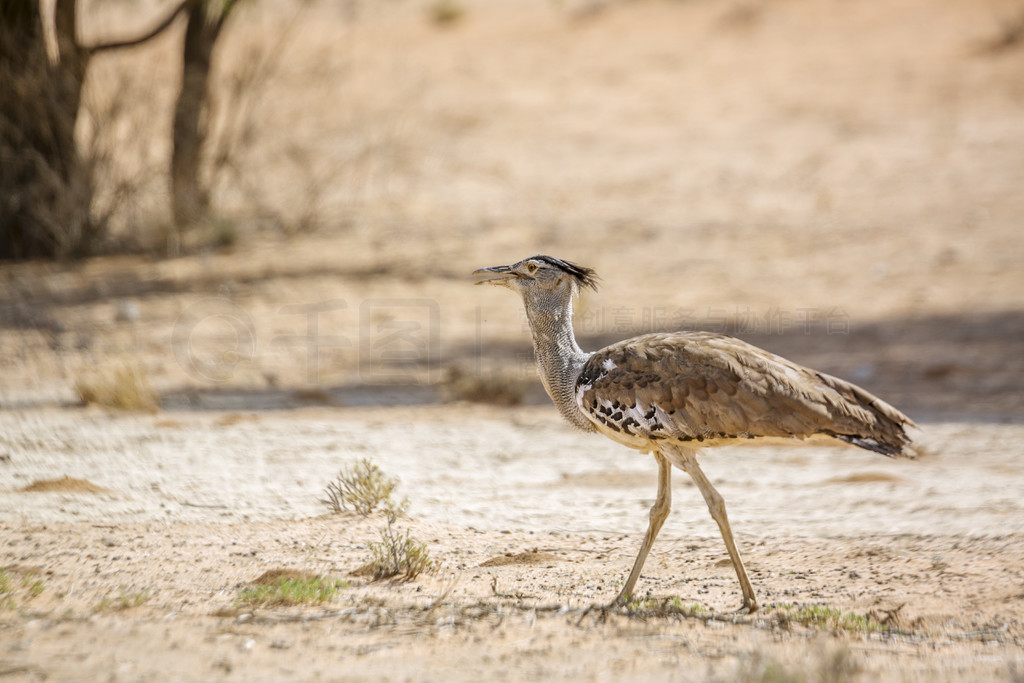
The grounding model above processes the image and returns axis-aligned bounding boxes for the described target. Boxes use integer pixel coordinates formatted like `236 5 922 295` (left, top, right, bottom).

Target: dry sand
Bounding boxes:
2 0 1024 679
1 410 1024 680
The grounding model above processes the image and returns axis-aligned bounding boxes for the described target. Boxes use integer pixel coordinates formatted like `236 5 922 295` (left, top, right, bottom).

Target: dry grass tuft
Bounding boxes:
0 567 46 610
619 596 710 619
94 589 150 612
427 0 465 26
366 514 432 581
251 568 317 585
74 365 160 412
769 603 882 633
442 366 530 406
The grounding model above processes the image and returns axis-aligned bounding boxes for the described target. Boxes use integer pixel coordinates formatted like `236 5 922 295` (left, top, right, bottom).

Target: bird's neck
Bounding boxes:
522 290 595 431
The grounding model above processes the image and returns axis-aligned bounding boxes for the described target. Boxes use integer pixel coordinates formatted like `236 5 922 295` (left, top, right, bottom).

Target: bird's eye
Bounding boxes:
526 263 538 274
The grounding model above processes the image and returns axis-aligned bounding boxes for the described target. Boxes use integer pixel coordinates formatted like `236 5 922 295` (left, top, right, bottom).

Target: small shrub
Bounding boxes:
367 514 432 580
74 365 160 412
237 575 346 607
442 366 529 406
321 458 408 517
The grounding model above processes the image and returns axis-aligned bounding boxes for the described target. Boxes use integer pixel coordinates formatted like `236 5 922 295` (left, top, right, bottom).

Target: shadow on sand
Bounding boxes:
157 309 1023 422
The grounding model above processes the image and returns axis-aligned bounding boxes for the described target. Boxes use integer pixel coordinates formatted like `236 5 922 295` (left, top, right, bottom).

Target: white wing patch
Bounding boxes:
602 358 617 372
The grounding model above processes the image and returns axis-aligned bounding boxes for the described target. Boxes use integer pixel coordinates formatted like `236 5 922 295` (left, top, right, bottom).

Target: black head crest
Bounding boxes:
533 255 599 291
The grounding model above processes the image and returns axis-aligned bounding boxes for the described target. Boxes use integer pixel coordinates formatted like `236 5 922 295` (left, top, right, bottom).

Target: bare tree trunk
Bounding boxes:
1 0 189 260
171 0 235 247
0 0 93 259
54 0 89 117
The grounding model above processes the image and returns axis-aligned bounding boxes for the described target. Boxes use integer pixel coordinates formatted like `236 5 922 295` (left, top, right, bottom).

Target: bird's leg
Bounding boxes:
678 456 758 614
613 452 672 606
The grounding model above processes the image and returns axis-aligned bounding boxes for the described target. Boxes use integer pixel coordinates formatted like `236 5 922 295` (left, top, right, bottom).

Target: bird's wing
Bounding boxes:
575 331 915 455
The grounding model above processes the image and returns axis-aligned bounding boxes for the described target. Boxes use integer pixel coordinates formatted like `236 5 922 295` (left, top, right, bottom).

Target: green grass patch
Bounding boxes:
0 569 12 610
25 577 45 597
238 575 347 608
95 589 150 612
623 596 709 617
771 603 882 633
0 568 45 609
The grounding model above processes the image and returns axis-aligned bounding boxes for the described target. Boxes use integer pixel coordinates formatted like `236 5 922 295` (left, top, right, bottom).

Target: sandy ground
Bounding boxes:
1 410 1024 680
3 0 1024 679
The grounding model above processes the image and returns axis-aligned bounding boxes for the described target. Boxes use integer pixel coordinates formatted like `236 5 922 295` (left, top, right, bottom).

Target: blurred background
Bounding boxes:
1 0 1023 420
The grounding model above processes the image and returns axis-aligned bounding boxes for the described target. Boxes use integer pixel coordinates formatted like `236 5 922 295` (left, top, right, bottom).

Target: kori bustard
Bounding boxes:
474 255 915 613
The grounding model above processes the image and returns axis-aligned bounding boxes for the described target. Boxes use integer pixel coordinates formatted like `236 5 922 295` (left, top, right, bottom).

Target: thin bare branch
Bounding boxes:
86 0 189 55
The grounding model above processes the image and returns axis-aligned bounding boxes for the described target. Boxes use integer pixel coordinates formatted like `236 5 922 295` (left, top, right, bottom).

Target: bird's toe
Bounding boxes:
734 601 759 615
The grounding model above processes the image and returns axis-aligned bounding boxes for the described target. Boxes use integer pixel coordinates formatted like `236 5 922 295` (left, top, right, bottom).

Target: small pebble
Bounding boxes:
115 301 141 323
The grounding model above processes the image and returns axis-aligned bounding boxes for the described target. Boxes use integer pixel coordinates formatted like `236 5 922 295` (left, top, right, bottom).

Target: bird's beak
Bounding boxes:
473 264 517 287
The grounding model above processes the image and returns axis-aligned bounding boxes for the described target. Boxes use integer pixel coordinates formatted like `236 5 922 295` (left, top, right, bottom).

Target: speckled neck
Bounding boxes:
521 287 596 432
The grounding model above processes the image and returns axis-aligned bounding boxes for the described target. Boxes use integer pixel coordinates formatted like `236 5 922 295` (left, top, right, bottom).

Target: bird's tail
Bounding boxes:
818 373 918 458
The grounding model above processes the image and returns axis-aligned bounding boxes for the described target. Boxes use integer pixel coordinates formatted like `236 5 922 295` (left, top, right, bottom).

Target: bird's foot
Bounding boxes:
609 585 637 608
733 599 759 615
608 594 629 609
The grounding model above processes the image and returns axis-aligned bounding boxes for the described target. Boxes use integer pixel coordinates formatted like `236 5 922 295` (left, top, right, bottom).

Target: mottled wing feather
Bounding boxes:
575 332 915 455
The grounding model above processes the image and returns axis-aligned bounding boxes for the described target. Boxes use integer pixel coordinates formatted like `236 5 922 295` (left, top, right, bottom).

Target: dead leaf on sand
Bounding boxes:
480 551 561 567
18 476 110 494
